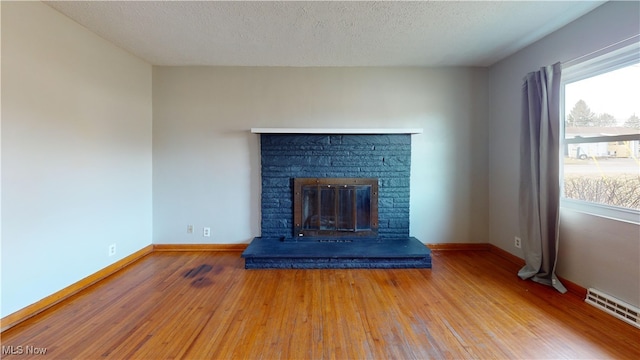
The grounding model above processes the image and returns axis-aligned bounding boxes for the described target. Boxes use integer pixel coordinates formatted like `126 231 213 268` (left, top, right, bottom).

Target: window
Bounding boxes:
561 40 640 223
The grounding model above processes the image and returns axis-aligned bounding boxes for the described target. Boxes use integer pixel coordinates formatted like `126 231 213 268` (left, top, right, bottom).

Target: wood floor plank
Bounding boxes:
2 250 639 359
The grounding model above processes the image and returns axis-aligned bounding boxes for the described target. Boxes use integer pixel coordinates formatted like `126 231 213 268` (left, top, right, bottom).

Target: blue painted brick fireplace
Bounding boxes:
242 132 431 269
260 134 411 239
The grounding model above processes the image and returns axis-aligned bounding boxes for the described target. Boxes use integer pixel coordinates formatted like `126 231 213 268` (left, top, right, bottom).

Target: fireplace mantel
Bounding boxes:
251 128 423 134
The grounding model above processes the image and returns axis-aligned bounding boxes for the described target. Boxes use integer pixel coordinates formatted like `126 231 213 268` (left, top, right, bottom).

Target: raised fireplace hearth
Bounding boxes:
242 237 431 269
241 130 431 269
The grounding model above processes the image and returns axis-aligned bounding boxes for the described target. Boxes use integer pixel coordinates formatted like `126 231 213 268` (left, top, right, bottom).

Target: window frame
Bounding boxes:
560 39 640 224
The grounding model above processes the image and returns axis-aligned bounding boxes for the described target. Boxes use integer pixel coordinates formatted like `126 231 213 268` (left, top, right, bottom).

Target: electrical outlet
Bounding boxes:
108 243 117 256
514 237 522 249
203 227 211 237
187 225 194 234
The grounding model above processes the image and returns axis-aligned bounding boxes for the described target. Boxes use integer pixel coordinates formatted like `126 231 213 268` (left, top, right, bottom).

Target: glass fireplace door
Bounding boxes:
294 178 378 237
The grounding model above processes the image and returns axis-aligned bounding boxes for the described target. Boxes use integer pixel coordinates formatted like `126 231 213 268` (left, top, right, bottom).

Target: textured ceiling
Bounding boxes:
45 1 606 67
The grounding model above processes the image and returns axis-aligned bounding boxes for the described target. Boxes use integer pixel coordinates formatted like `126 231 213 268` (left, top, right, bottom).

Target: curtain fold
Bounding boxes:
518 62 567 293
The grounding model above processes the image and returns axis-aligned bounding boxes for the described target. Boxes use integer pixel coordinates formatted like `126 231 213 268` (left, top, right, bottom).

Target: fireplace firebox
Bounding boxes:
293 178 378 238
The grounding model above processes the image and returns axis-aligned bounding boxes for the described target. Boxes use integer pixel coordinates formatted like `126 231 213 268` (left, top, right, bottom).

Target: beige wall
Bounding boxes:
10 0 632 321
152 66 489 246
488 1 640 307
1 1 489 320
1 2 153 317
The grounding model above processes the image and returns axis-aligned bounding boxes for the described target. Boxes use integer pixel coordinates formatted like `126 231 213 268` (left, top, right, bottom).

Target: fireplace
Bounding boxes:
294 178 378 238
258 133 412 239
241 130 431 269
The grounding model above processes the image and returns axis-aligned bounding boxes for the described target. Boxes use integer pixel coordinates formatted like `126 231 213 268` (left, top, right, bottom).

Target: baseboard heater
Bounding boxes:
585 288 640 329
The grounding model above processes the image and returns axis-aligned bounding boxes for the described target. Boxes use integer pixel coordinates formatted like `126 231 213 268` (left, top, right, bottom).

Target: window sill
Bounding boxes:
560 198 640 225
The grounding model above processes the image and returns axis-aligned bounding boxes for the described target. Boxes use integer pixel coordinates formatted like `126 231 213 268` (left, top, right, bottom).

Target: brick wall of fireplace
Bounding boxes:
260 134 411 239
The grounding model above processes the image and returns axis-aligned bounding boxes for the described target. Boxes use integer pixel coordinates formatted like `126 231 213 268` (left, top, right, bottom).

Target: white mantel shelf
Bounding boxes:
251 128 423 134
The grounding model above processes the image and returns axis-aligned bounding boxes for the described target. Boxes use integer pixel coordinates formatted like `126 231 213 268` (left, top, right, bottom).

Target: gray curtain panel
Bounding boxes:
518 62 567 293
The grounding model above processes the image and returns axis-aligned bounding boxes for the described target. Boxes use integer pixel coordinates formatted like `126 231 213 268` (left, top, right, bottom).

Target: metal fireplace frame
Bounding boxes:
293 178 379 238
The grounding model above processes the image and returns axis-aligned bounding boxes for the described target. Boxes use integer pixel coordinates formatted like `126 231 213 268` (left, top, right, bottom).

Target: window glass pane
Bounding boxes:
563 62 640 212
565 64 640 133
565 64 640 134
563 144 640 210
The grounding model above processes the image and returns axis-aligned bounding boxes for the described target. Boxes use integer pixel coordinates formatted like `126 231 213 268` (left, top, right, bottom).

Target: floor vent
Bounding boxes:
585 288 640 329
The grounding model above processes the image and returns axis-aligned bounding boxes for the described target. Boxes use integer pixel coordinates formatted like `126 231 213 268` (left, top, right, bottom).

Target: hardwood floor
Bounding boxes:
2 250 639 359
